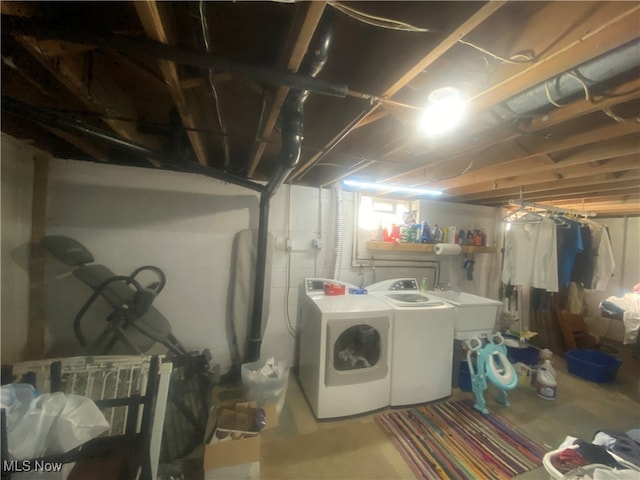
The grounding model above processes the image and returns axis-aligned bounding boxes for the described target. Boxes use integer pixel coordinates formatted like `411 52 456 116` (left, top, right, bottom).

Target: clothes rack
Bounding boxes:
507 199 596 218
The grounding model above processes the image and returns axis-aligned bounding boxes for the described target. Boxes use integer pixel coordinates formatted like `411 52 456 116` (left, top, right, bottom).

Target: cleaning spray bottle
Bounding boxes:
534 349 557 400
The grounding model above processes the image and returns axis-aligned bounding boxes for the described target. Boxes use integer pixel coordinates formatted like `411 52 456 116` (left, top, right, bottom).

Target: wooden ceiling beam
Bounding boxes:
368 79 639 185
385 121 638 185
445 154 640 197
445 134 639 190
468 3 640 115
135 0 209 166
290 1 506 181
461 173 640 204
442 147 638 196
520 77 640 133
550 194 640 207
15 35 164 165
247 1 327 178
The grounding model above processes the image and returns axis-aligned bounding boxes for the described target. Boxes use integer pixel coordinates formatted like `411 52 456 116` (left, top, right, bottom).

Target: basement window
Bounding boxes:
353 194 421 265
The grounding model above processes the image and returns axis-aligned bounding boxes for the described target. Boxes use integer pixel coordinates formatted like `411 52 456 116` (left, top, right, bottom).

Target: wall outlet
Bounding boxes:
276 236 291 251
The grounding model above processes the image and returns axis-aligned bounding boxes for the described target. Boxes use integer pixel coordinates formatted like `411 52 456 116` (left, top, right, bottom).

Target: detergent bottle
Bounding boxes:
534 356 557 400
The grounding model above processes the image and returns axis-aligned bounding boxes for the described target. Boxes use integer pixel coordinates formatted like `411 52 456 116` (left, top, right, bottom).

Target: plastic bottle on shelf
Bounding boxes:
414 224 422 243
420 221 431 244
442 226 449 243
432 224 443 243
420 277 429 293
459 228 465 245
473 230 483 246
466 230 474 245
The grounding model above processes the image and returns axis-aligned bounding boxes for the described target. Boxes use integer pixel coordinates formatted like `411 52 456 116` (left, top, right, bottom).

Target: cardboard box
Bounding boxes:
204 461 260 480
204 402 278 474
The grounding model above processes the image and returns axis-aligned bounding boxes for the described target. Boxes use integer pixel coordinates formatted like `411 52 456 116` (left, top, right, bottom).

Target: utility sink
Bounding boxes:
427 291 502 340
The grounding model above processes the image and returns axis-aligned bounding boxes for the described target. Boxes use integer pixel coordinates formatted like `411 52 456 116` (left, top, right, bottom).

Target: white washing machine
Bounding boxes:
367 278 455 406
298 278 392 419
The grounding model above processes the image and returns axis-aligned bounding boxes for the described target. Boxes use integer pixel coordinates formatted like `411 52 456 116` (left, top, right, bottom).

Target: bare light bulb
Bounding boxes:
417 87 466 136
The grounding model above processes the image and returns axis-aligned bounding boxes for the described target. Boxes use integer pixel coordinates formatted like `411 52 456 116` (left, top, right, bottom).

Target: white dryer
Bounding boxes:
367 278 455 406
298 278 392 419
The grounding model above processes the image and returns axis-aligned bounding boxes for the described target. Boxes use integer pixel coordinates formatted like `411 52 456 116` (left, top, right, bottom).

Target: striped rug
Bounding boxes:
374 399 547 480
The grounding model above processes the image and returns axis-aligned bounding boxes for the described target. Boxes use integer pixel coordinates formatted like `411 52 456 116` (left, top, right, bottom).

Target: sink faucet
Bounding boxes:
435 282 452 291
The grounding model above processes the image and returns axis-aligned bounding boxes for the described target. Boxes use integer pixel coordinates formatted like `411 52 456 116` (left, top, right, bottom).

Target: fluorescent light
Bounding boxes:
344 180 442 196
417 87 466 137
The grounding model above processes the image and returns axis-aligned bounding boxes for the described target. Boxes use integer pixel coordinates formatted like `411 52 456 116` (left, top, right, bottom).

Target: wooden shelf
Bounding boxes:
366 241 496 254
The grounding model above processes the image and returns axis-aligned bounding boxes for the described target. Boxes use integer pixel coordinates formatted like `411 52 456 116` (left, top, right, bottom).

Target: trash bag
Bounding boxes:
0 385 109 460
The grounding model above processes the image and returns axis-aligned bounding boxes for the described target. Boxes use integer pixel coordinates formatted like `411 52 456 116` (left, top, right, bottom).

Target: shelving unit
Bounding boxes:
366 241 496 254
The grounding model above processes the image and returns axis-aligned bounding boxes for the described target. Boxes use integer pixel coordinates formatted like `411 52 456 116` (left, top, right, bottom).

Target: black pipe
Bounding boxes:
1 95 266 193
2 14 348 99
245 11 333 363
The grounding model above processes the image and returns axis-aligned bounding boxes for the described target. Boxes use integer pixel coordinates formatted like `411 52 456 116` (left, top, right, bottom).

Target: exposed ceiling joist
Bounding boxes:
408 122 640 187
289 1 507 181
453 171 640 204
135 0 210 166
247 1 327 177
2 1 639 216
446 154 640 197
14 35 163 165
468 3 640 115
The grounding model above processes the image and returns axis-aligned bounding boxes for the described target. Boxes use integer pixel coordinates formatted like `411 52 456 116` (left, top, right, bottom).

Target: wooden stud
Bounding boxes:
25 152 50 360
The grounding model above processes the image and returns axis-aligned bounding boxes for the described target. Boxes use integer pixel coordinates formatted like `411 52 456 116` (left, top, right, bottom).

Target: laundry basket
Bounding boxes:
543 444 640 479
241 359 289 417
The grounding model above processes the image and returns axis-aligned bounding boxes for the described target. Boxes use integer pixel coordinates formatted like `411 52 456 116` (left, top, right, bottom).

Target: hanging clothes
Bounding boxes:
502 217 558 292
586 220 616 291
556 217 584 288
533 217 559 293
570 222 594 289
502 222 539 287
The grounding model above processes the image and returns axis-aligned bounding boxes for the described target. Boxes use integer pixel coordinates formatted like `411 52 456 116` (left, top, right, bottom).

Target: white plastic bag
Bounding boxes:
46 393 110 455
1 387 110 460
9 392 67 459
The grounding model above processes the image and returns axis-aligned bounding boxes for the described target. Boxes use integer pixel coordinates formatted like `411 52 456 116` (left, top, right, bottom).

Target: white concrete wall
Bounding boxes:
1 135 36 364
44 153 640 369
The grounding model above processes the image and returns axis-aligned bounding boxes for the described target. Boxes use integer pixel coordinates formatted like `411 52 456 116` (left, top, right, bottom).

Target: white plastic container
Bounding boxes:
535 359 557 400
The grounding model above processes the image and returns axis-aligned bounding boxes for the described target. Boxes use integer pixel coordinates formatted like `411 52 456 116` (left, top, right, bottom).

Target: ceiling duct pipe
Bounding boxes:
1 14 347 100
245 10 334 363
493 38 640 121
1 95 266 193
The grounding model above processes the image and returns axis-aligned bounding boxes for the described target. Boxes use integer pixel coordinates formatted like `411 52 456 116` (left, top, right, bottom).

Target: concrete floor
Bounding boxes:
260 344 640 479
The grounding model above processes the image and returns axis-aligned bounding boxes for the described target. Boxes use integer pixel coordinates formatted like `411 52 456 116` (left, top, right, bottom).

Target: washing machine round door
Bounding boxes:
325 316 389 387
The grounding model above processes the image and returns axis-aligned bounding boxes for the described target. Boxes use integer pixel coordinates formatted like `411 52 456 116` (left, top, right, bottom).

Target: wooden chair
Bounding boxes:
557 310 599 351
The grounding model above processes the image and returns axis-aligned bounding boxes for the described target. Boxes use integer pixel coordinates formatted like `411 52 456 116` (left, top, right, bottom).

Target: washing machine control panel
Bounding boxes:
390 279 418 291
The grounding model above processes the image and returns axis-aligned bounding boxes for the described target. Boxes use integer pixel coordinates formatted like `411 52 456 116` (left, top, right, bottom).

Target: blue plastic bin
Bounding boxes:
564 349 622 383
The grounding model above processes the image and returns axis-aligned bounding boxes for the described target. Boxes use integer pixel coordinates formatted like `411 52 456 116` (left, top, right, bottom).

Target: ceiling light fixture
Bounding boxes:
343 179 443 196
417 86 466 137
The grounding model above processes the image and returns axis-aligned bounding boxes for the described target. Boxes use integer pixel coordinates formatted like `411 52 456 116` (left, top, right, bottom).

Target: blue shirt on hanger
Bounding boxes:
557 217 584 288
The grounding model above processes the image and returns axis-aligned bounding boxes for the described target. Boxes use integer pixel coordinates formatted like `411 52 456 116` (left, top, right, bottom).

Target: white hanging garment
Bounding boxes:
588 220 616 291
532 217 559 292
502 222 540 286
